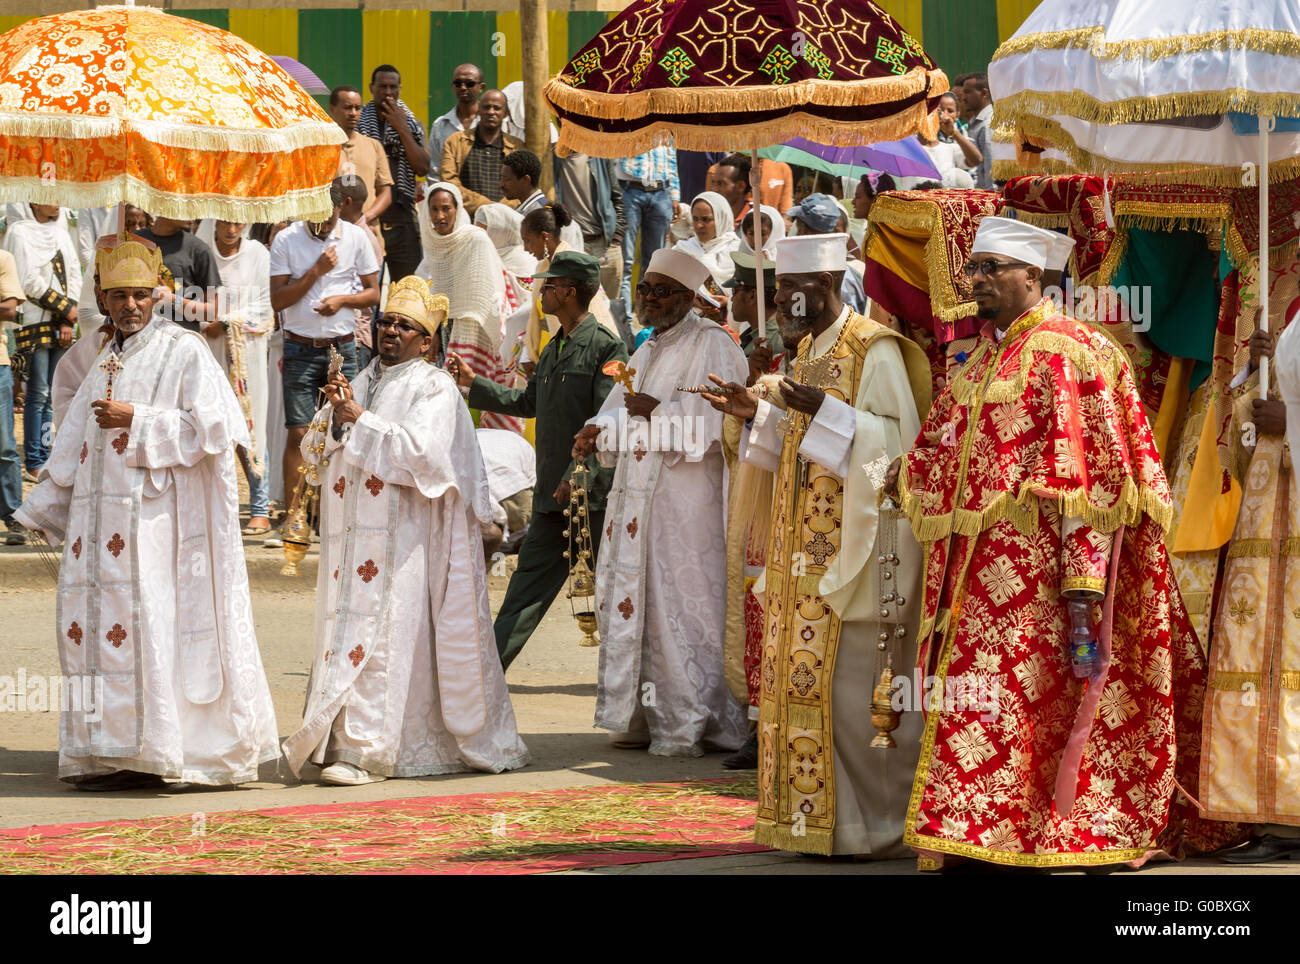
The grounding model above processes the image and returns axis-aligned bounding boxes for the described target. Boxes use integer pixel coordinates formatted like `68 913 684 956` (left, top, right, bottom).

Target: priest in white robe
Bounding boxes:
574 247 749 757
16 239 280 790
703 234 932 855
282 277 530 785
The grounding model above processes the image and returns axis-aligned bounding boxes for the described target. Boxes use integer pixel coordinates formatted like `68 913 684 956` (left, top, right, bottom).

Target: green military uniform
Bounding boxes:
724 250 784 358
468 312 628 668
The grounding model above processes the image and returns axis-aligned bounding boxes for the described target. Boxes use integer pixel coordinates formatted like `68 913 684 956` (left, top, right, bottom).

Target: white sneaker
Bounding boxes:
320 762 386 786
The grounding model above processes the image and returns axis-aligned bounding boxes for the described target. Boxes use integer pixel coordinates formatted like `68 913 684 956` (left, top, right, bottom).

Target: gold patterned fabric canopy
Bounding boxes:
545 0 948 156
0 4 343 221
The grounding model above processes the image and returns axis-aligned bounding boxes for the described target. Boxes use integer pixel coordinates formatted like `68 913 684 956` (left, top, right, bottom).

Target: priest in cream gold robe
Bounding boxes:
17 238 279 789
704 234 931 855
282 277 530 785
574 247 750 757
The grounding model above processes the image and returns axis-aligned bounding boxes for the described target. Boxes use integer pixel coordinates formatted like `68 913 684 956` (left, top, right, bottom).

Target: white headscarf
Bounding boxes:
416 181 506 335
474 203 536 278
502 80 558 144
2 205 82 308
673 190 741 287
736 203 786 261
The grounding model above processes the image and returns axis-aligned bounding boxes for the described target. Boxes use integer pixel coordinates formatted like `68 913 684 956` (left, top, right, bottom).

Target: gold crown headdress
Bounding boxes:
95 235 163 290
383 277 448 336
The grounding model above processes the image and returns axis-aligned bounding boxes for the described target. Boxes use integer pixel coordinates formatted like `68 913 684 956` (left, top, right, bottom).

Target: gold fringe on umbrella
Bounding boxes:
0 110 344 155
555 99 939 158
545 66 947 121
997 87 1300 133
995 112 1300 188
994 25 1300 63
0 174 336 224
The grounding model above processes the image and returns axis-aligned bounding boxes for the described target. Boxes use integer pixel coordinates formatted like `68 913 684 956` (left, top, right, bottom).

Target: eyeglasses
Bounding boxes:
452 79 479 88
961 259 1030 278
376 317 424 335
636 282 686 299
539 281 574 291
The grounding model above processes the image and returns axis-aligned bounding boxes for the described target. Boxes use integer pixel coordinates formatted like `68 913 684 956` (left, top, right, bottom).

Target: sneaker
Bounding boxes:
320 762 386 786
262 529 284 549
4 520 26 546
22 468 38 484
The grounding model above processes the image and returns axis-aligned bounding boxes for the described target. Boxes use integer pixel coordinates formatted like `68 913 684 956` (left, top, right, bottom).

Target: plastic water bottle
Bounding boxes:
1066 598 1100 679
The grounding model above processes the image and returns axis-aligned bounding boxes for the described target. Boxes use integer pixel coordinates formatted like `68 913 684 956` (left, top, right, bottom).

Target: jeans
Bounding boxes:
237 445 270 518
619 184 674 314
281 338 358 428
23 344 66 472
0 365 21 522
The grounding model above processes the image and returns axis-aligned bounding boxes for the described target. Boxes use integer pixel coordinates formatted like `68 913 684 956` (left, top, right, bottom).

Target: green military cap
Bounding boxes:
722 250 776 289
533 250 601 286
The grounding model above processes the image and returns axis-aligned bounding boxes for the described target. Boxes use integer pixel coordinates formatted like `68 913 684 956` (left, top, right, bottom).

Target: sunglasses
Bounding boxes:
961 259 1030 278
452 79 480 88
636 282 686 299
376 317 424 335
539 280 574 291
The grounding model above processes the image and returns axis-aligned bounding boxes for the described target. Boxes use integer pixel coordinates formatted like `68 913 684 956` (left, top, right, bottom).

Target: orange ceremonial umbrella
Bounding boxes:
0 2 343 222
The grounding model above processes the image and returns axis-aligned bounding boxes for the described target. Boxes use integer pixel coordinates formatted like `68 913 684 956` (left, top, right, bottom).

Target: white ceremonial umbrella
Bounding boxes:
989 0 1300 392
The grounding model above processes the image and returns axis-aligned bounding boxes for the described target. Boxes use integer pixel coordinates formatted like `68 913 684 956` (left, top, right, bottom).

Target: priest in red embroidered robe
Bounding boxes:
282 277 529 785
883 217 1217 869
16 239 279 790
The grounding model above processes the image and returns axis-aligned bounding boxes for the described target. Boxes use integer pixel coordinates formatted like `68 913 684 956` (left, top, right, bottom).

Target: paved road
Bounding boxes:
0 543 1294 875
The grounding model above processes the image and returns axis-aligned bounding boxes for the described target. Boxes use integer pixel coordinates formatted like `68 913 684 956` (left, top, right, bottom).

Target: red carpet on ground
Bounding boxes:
0 776 767 874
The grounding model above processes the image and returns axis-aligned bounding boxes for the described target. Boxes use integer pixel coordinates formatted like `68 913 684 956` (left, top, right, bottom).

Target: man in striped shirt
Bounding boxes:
616 146 680 315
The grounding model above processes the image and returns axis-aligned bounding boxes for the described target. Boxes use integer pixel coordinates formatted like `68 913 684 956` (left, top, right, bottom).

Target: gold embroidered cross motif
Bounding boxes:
356 559 379 583
791 661 817 696
348 645 365 667
364 475 384 497
106 532 125 558
111 432 129 455
1229 595 1257 625
618 596 635 620
333 477 345 498
67 622 82 646
778 350 838 438
804 531 834 566
106 623 126 648
71 537 81 560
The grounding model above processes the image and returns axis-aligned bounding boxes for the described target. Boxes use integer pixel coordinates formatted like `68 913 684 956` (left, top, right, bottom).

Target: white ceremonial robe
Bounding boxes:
282 358 530 777
590 312 749 756
16 318 279 784
741 313 925 856
204 239 273 469
52 324 108 429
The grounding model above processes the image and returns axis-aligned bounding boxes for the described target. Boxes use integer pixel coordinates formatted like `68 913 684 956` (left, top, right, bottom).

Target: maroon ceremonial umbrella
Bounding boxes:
544 0 948 328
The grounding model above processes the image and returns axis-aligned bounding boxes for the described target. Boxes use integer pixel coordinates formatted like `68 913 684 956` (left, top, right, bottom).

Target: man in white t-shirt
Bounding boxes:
270 178 381 516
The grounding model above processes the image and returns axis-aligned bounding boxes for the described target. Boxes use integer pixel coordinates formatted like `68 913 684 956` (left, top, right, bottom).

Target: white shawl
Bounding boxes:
673 191 741 287
474 203 537 278
416 181 506 337
736 203 786 261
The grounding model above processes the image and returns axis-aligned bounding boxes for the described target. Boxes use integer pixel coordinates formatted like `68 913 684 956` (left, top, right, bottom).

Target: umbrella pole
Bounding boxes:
1260 113 1272 397
752 146 766 349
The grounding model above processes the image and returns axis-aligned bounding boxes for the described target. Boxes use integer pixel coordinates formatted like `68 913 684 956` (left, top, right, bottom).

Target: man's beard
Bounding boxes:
976 304 998 319
113 314 147 335
641 302 688 330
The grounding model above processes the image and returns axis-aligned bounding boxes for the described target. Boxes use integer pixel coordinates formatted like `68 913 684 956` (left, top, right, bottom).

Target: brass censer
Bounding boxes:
870 495 907 748
564 459 599 647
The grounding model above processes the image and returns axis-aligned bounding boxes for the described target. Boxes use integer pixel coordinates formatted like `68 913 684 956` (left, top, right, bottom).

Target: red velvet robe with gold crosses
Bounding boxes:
897 298 1232 867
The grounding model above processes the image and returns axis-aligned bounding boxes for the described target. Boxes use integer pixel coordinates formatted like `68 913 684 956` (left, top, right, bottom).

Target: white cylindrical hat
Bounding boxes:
774 233 849 275
646 247 712 292
970 216 1070 271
